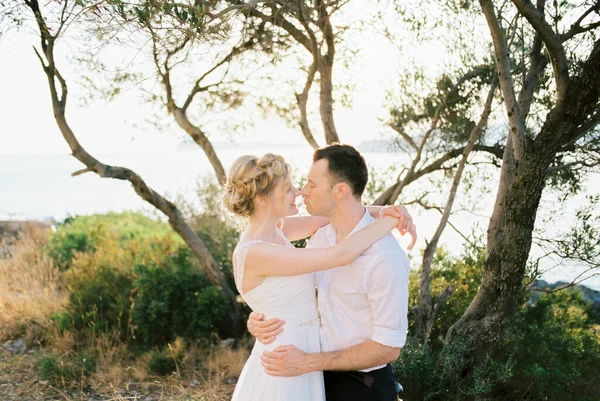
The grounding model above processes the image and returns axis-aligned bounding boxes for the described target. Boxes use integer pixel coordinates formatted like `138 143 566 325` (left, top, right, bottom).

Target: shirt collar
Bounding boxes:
324 207 373 244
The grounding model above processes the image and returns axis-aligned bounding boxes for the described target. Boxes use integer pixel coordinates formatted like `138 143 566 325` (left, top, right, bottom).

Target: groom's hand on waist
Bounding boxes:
261 345 308 377
247 311 285 345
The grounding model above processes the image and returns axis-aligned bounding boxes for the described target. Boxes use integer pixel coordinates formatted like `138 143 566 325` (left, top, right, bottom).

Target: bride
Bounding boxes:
223 153 408 401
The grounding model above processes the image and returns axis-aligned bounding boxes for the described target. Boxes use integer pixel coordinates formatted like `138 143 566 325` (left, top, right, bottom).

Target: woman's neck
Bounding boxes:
245 213 282 244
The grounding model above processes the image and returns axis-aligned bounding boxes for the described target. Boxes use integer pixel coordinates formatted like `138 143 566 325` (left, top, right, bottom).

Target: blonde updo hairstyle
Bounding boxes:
223 153 292 218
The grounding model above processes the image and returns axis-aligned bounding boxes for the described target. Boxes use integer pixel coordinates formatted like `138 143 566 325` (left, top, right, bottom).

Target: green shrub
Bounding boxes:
46 226 94 271
407 244 486 350
131 247 230 346
392 338 437 398
395 290 600 400
64 263 134 336
147 345 184 376
498 289 600 400
53 200 240 348
61 240 231 346
59 222 138 338
40 353 96 386
56 211 232 346
393 337 513 401
46 212 178 270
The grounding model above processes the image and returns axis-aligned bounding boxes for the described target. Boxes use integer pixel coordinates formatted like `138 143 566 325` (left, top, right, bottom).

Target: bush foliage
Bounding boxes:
50 210 236 349
131 248 230 346
46 211 180 271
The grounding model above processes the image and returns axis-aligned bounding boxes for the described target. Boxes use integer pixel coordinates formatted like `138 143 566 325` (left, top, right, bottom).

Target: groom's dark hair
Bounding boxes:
313 143 368 199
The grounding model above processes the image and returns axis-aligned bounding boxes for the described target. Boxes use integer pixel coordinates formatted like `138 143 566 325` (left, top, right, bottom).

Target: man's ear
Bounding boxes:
334 182 352 199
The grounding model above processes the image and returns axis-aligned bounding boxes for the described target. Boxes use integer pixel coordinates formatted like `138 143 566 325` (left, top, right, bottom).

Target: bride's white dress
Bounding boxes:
230 233 325 401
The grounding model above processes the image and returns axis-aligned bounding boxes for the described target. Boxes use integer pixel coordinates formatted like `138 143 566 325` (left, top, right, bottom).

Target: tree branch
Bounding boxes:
295 58 320 149
532 269 599 293
382 64 492 204
373 144 504 205
182 37 253 111
315 0 339 143
164 33 191 70
145 10 227 184
560 109 600 152
511 0 570 103
535 38 600 152
71 167 92 177
387 105 442 204
480 0 526 160
561 2 600 41
293 0 320 149
229 0 313 53
390 124 419 151
206 0 270 22
517 0 548 120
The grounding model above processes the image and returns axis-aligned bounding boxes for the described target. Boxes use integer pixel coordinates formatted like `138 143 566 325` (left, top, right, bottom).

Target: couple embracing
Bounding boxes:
223 144 415 401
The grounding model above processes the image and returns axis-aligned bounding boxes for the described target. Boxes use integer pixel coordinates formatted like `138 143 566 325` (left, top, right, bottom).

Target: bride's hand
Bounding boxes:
381 205 417 250
247 311 285 345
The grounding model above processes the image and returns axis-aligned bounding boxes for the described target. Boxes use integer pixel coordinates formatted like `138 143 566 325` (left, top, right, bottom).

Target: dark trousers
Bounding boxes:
324 364 397 401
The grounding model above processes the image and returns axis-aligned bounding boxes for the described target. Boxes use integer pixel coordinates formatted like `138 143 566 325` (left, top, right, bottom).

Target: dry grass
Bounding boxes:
87 337 249 400
0 224 67 345
0 343 249 401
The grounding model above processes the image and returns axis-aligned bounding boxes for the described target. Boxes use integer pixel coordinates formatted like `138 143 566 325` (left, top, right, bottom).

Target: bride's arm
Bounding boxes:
277 216 330 242
368 205 417 250
279 205 417 248
246 216 398 277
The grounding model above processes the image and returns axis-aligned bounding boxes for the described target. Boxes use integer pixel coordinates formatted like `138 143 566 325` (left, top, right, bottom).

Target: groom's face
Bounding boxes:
301 159 336 217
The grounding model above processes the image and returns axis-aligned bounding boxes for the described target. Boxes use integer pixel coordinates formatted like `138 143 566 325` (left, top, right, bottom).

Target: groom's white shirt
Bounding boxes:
307 210 410 372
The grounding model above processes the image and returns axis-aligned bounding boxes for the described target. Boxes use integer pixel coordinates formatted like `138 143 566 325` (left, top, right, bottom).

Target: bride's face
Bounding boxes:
268 177 301 219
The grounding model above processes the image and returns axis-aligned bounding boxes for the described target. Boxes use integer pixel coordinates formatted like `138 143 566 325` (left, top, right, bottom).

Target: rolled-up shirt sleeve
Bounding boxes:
364 252 410 348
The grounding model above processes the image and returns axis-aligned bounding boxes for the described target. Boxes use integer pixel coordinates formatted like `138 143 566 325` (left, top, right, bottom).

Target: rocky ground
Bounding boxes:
0 348 70 401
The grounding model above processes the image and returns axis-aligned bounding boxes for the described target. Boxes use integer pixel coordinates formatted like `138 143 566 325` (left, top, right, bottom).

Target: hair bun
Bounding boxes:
223 153 291 217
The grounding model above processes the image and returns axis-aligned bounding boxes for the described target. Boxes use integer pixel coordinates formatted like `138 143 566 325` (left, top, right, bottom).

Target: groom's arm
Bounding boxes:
261 339 400 376
306 340 401 371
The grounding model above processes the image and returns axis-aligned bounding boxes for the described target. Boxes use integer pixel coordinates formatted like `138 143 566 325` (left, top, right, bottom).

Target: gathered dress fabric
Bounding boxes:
230 233 325 401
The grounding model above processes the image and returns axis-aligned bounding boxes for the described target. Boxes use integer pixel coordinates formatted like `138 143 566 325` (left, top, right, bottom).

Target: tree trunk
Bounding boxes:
295 56 321 149
318 57 339 144
445 149 550 365
317 4 340 145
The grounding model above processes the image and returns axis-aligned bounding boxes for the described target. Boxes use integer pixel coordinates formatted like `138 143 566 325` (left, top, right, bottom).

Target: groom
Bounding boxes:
248 144 411 401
